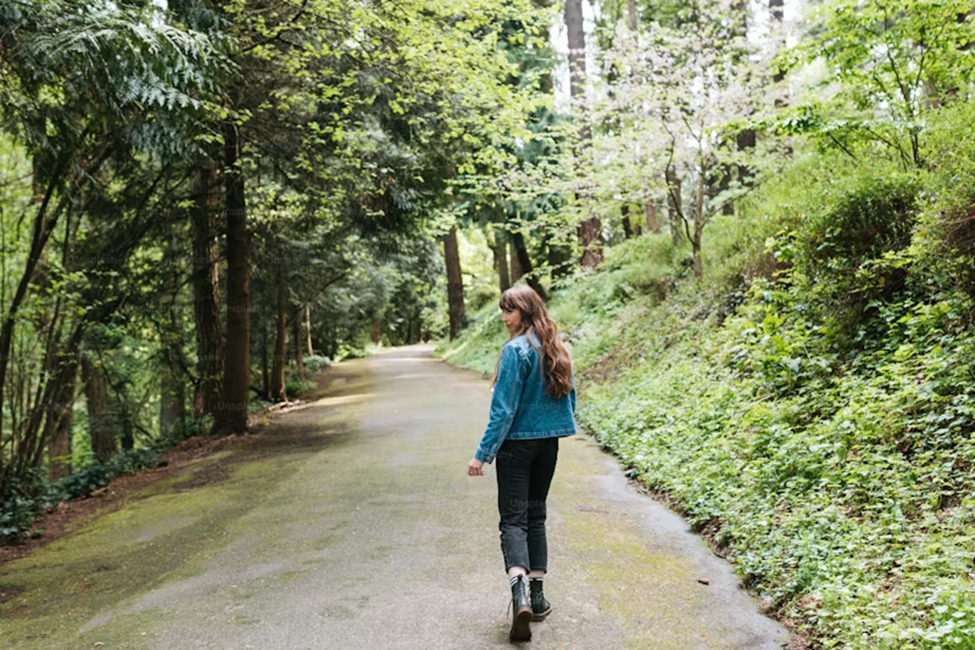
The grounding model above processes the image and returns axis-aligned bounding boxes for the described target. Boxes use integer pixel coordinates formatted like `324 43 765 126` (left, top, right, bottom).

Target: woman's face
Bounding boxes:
501 307 523 335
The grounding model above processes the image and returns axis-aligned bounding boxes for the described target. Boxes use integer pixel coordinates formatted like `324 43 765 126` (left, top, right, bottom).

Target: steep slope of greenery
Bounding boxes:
438 105 975 649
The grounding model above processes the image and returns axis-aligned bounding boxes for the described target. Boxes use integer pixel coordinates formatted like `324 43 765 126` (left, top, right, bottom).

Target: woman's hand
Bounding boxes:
467 458 485 476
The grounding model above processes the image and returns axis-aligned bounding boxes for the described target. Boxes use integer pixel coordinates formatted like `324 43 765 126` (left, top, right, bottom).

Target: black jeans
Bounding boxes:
496 437 559 573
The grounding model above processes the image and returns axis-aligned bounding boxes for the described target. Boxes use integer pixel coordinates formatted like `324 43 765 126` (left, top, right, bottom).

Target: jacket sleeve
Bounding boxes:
474 344 526 464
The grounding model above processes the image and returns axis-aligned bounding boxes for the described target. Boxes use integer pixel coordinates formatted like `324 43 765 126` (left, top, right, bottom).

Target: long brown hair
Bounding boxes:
495 284 574 399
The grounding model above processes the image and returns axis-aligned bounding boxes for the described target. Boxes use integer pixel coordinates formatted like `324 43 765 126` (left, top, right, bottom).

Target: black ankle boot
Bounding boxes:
509 575 532 642
529 579 551 621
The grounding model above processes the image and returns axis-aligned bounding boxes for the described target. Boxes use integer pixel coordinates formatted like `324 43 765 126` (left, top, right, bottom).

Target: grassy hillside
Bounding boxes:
437 109 975 649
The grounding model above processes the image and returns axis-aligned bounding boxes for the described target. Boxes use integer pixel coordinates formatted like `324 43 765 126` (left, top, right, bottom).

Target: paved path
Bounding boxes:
0 346 791 649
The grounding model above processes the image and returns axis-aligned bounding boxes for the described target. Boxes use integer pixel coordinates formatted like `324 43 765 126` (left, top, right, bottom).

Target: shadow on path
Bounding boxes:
0 346 792 650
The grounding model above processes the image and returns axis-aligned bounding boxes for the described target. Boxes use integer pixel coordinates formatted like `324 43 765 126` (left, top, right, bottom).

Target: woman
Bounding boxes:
467 284 577 643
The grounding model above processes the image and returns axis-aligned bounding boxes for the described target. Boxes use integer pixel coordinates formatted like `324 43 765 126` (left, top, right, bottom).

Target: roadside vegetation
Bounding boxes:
439 102 975 649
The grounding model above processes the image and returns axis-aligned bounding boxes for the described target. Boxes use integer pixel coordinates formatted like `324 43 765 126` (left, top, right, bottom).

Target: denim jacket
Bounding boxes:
474 333 577 464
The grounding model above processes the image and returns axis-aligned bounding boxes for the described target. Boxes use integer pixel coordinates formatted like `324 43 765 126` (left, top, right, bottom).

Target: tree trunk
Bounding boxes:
160 354 185 439
693 173 706 278
260 319 270 400
213 121 250 434
666 167 684 246
510 242 524 283
82 354 117 462
119 398 135 451
443 225 465 340
627 0 638 30
547 242 571 280
579 218 603 267
511 232 548 301
270 273 287 402
645 200 660 233
292 306 304 375
620 205 634 239
770 0 785 85
493 229 511 292
737 129 756 188
47 353 78 481
190 156 223 417
161 234 186 438
565 0 587 116
566 0 602 268
305 305 313 355
20 325 84 474
733 0 755 188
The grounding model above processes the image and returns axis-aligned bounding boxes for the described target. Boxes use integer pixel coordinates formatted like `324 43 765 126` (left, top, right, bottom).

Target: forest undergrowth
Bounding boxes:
437 104 975 649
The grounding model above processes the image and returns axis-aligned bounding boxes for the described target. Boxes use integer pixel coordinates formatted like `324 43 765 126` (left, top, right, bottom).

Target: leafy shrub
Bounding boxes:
0 471 45 544
44 448 160 506
304 354 332 373
0 448 161 544
285 376 316 398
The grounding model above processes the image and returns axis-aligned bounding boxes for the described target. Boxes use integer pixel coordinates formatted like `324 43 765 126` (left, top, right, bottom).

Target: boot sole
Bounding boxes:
510 607 532 642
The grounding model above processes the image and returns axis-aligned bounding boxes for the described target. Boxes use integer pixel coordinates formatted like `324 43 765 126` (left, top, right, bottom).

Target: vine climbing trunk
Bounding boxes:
443 225 465 340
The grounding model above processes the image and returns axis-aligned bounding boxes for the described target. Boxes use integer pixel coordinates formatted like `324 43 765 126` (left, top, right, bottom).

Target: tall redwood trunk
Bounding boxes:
733 0 755 189
443 225 465 340
213 121 250 434
82 352 117 461
191 156 223 416
47 353 78 481
566 0 602 267
770 0 785 86
20 325 84 474
305 305 313 355
270 272 287 402
161 234 186 437
260 319 270 399
292 307 304 376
